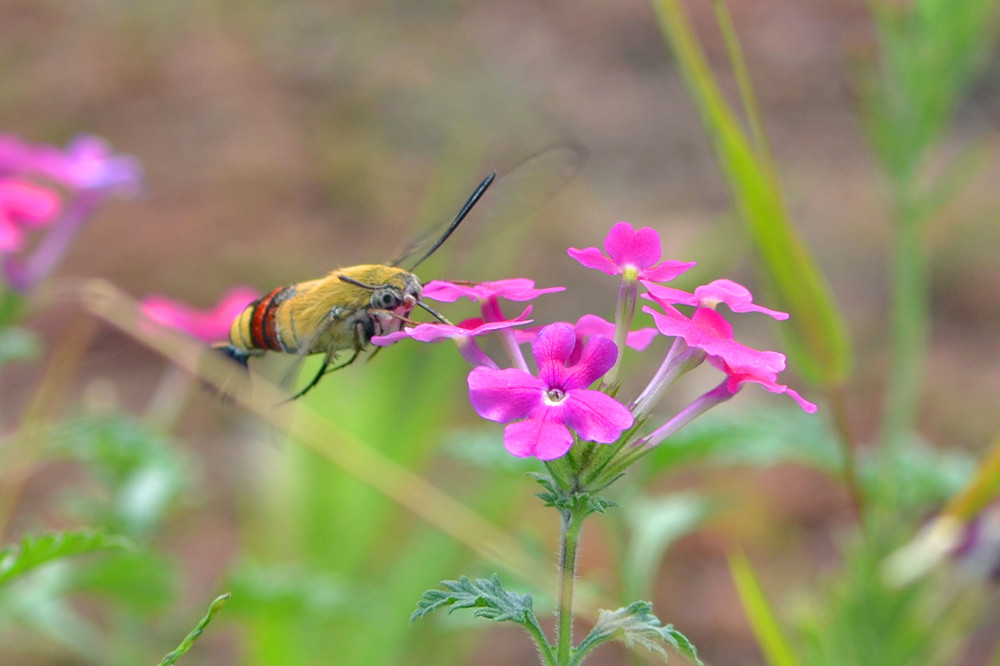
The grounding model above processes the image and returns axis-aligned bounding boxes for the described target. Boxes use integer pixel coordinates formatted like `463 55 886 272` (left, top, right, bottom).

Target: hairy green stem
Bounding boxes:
555 504 587 665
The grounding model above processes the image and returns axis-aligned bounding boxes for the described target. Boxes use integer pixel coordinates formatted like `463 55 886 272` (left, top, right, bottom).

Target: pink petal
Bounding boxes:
504 416 574 460
0 180 61 227
625 327 658 351
639 260 697 283
563 389 634 443
561 335 618 390
605 222 661 270
468 366 543 423
644 282 698 307
532 323 577 387
422 278 563 303
694 279 788 320
567 246 620 275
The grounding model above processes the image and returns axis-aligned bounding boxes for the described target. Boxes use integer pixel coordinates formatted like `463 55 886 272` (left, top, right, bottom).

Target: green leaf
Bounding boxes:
0 530 132 587
411 574 535 625
157 592 231 666
413 575 555 664
575 601 702 665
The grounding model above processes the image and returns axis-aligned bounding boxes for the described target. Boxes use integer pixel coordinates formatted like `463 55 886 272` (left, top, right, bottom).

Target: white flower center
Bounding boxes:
544 387 566 405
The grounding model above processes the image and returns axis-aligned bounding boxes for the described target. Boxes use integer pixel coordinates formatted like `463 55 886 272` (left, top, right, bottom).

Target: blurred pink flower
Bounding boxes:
467 323 633 460
140 287 260 343
567 221 695 283
0 180 60 251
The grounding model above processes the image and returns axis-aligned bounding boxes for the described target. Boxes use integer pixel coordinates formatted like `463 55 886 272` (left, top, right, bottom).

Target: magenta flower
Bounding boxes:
568 222 695 283
467 323 634 460
422 278 564 304
140 287 260 343
645 278 788 319
643 304 816 412
0 180 60 251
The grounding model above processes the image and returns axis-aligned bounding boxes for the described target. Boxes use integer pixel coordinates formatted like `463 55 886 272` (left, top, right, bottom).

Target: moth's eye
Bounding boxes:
376 290 401 309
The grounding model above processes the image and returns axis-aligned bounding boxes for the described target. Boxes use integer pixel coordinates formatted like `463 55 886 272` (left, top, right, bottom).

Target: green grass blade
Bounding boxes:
157 592 231 666
728 550 801 666
650 0 851 387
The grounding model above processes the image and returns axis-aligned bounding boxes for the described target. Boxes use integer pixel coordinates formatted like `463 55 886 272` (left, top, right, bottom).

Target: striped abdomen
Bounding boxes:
228 284 299 354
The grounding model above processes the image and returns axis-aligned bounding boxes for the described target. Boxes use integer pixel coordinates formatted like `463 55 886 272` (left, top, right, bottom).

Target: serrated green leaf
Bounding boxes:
576 601 703 665
0 530 132 587
411 574 534 625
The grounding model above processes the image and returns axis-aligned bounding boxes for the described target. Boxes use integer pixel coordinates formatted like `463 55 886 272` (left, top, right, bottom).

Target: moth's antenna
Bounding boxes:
408 172 496 271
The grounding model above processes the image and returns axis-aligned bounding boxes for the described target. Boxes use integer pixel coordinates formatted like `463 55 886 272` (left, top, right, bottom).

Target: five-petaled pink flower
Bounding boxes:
467 323 634 460
140 287 260 343
568 221 695 283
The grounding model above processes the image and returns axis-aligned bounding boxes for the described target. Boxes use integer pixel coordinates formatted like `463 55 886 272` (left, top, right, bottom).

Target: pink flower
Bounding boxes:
467 323 634 460
0 180 60 251
645 278 788 319
422 278 564 303
568 222 695 283
643 304 816 412
140 287 260 343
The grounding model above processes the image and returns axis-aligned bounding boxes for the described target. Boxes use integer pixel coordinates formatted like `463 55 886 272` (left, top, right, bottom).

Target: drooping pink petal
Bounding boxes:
562 389 634 443
468 366 543 423
645 306 786 374
692 279 788 320
372 308 531 346
719 361 818 413
504 415 574 460
566 246 620 275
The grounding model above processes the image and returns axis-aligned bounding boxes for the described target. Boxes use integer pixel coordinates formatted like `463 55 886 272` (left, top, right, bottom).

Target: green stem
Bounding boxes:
880 182 927 458
525 614 557 666
555 503 587 665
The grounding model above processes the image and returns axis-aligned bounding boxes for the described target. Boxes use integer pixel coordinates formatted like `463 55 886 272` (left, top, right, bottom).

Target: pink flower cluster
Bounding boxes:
371 221 816 460
0 133 142 291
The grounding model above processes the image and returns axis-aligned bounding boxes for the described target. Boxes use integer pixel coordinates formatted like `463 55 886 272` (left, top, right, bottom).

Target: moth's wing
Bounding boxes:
391 143 586 271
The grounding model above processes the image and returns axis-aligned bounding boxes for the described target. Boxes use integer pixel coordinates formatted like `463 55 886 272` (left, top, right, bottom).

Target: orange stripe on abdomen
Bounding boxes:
250 286 293 352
